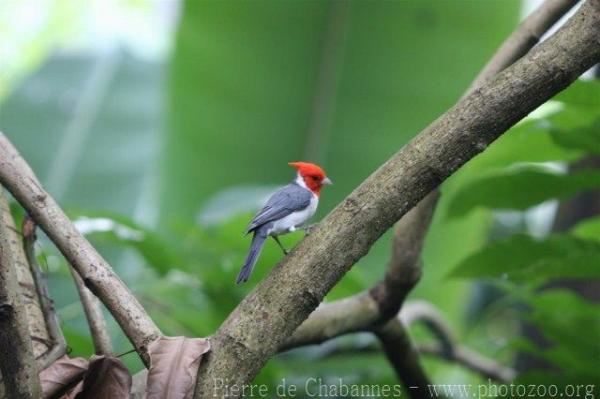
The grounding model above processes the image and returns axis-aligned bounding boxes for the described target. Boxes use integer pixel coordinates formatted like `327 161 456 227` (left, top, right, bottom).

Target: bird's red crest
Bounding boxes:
288 161 331 195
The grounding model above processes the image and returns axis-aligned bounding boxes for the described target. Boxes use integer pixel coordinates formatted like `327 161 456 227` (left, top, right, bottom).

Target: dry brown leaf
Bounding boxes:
70 355 132 399
40 355 88 398
146 336 211 399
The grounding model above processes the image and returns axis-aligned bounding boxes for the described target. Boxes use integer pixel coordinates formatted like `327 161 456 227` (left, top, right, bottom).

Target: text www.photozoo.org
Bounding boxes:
212 378 596 398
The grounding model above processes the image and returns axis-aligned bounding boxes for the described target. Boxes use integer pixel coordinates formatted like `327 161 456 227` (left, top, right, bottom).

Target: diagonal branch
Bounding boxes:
194 2 600 396
0 189 41 398
0 137 161 365
282 191 440 351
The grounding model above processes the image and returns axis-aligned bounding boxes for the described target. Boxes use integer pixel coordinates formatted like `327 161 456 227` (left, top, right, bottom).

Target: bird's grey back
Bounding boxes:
245 182 312 233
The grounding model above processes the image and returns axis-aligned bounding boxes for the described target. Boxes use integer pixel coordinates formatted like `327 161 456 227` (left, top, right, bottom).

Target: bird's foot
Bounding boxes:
303 224 316 236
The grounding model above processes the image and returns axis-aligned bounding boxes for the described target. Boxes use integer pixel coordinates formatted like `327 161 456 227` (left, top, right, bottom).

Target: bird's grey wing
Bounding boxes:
245 184 312 233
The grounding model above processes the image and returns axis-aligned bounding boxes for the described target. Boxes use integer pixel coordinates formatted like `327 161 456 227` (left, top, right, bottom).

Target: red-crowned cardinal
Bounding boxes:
236 162 332 283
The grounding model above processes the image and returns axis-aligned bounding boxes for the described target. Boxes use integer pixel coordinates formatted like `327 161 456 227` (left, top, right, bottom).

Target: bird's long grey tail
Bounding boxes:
236 229 267 284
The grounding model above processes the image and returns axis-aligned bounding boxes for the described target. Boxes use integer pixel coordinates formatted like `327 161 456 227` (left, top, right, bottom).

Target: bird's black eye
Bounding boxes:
312 176 320 181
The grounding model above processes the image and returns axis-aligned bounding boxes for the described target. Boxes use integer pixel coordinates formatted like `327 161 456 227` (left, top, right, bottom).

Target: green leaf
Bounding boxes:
447 167 600 218
554 80 600 111
449 234 600 285
524 290 600 374
571 216 600 242
68 211 183 275
550 117 600 155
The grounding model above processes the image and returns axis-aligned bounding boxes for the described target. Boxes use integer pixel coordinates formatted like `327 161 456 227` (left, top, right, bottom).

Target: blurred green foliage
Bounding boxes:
1 0 599 394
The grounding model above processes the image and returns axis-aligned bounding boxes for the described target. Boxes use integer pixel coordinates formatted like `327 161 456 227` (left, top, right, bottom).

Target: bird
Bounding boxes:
236 161 332 284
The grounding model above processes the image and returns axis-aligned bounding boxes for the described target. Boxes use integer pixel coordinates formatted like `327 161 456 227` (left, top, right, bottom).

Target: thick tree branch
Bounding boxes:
0 189 41 398
0 136 161 365
282 192 439 350
22 217 67 369
194 3 600 396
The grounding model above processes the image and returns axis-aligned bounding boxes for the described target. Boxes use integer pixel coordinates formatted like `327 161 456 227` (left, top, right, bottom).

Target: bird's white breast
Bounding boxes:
269 194 318 235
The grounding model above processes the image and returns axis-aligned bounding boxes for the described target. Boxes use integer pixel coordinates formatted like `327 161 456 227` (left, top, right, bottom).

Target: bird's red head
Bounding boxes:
288 161 332 196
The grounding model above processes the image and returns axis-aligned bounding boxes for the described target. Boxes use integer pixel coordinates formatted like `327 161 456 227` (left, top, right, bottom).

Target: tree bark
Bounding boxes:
0 189 41 398
194 2 600 397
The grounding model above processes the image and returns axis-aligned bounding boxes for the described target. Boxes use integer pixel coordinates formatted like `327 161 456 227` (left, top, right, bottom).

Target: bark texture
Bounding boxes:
0 189 41 398
194 3 600 396
0 136 161 365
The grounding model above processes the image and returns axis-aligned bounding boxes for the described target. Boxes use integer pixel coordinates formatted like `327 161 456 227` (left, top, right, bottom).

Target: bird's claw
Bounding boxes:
303 224 316 236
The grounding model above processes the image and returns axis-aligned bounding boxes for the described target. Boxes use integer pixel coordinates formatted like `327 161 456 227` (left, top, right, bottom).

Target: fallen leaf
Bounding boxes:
40 355 88 398
146 336 211 399
72 355 131 399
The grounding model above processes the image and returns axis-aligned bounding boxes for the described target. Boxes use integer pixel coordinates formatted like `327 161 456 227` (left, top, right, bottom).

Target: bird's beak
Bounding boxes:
322 177 333 186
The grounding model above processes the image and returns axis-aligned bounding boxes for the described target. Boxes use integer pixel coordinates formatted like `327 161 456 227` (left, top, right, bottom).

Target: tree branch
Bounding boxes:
282 192 440 351
374 318 432 399
418 343 516 383
70 268 114 355
0 189 41 398
194 2 600 396
400 301 515 382
0 137 161 365
22 217 67 369
369 191 440 319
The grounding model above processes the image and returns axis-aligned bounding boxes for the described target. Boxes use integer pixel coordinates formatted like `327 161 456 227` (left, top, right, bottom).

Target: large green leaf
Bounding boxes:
449 234 600 285
447 167 600 218
550 117 600 155
443 80 600 206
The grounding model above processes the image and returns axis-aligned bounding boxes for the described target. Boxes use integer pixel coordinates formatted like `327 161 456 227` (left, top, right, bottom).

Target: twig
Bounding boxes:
195 2 600 395
22 216 67 369
418 343 516 383
0 136 161 365
400 301 516 382
400 301 456 358
70 268 113 355
0 189 41 398
313 307 516 384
